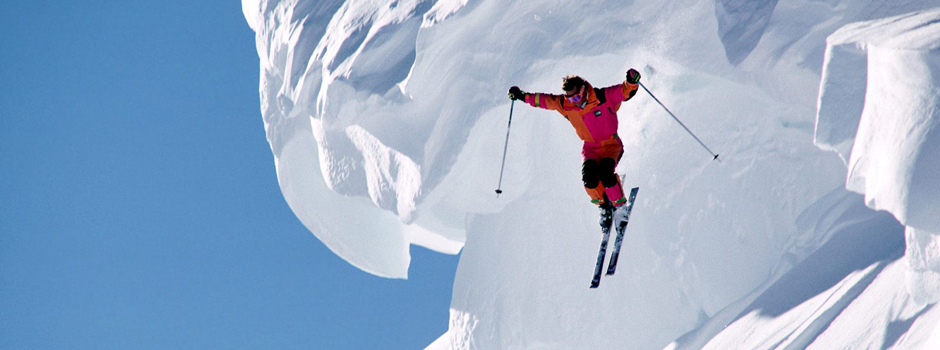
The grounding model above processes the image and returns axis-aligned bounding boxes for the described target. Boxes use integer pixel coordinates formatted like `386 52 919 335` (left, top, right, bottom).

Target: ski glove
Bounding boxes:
626 69 641 84
508 86 526 101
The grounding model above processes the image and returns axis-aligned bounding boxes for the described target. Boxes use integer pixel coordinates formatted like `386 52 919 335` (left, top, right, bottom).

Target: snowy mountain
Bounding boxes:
242 0 940 349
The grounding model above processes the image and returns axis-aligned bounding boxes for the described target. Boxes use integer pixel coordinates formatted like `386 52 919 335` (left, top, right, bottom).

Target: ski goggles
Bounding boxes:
565 85 585 103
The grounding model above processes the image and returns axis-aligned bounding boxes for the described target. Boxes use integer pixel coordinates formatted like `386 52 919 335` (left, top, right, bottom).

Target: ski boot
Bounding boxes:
599 201 614 232
613 202 631 228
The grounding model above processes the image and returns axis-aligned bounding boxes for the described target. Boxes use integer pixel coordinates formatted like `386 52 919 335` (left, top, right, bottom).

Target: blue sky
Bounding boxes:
0 2 458 349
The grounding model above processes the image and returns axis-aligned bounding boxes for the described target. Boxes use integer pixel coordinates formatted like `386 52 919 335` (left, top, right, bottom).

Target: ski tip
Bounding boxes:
589 284 599 289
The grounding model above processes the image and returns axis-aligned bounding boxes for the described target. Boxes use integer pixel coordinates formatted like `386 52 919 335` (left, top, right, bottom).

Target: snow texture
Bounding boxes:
715 0 779 66
666 7 940 350
817 7 940 306
242 0 470 278
664 188 936 350
241 0 940 349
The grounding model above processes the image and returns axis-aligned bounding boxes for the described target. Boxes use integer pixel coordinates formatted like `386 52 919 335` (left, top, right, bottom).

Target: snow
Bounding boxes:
241 0 940 349
666 188 907 349
242 0 469 278
714 0 779 66
817 8 940 305
666 7 940 350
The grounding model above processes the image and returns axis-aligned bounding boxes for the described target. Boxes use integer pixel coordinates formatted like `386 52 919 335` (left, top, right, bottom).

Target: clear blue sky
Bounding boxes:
0 2 458 349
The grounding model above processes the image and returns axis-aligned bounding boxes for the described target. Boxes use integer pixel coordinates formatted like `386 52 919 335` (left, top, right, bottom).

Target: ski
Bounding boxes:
590 203 614 288
606 187 639 276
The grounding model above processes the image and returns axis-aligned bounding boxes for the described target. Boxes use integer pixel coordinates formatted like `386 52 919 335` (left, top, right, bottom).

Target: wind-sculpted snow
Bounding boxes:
242 0 940 349
664 193 940 350
663 7 940 350
817 8 940 305
714 0 778 66
242 0 471 277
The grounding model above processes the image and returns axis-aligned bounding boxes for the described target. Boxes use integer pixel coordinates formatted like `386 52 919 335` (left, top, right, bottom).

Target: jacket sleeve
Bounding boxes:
524 92 565 112
603 81 639 102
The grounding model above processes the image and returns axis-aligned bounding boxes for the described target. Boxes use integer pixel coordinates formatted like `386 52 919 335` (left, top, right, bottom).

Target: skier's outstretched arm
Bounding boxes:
602 68 642 102
508 86 563 111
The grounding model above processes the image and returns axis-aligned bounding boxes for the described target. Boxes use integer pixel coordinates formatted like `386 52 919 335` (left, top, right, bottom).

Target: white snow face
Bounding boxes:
817 8 940 305
664 7 940 350
242 0 472 278
244 0 940 349
241 0 845 278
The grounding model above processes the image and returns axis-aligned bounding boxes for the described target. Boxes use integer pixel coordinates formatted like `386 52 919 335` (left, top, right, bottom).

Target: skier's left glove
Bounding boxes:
508 86 526 101
626 69 641 84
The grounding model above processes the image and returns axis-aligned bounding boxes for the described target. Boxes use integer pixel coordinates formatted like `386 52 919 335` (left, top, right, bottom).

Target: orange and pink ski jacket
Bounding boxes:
524 81 639 145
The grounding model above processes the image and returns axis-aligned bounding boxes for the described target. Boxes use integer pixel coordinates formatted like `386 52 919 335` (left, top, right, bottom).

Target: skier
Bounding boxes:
507 69 641 225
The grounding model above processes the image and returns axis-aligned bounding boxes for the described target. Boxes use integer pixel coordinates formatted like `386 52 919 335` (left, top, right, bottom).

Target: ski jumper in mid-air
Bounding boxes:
508 69 641 220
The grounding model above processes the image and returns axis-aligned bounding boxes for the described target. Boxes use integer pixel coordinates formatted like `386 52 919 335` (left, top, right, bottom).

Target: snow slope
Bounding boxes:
242 0 940 349
666 7 940 350
665 189 940 350
817 8 940 306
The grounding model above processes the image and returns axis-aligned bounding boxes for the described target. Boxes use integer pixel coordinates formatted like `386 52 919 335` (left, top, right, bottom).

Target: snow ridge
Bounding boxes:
243 0 470 278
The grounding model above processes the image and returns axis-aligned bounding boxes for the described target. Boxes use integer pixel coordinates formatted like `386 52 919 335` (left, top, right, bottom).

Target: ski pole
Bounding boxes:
495 100 515 197
639 82 720 162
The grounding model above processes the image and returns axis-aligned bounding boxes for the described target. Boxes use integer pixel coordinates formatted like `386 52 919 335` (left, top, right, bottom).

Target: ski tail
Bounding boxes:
606 187 639 276
590 203 614 288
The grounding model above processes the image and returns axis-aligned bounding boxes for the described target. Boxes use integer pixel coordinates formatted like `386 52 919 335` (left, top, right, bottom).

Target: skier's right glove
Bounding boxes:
626 69 641 84
508 86 526 101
